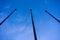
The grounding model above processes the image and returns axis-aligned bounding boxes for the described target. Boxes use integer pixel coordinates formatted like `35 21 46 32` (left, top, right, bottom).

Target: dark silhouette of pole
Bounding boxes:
0 8 16 25
45 10 60 23
30 8 37 40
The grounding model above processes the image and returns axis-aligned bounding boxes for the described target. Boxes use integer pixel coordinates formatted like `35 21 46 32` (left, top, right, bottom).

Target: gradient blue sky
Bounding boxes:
0 0 60 40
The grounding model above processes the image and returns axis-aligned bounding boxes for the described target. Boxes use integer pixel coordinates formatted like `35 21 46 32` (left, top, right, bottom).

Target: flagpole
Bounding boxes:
45 10 60 23
0 8 16 25
30 8 37 40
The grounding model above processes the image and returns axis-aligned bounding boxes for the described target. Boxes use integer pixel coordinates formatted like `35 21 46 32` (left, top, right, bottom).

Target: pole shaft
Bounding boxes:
30 9 37 40
45 10 60 23
0 9 16 25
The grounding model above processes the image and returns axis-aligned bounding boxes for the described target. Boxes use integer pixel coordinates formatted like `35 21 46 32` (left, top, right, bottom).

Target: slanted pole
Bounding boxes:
30 8 37 40
0 9 16 25
45 10 60 23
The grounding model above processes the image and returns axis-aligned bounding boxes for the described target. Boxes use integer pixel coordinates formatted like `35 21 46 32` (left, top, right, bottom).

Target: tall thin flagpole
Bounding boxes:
0 8 16 25
45 10 60 23
30 8 37 40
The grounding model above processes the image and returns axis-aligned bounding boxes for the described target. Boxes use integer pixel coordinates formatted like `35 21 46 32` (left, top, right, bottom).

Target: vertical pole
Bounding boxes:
30 8 37 40
0 9 16 25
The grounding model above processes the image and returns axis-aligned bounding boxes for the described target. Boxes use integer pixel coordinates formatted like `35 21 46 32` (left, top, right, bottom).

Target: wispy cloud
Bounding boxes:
40 21 58 40
44 0 48 4
4 5 10 9
40 23 58 40
12 26 34 40
1 23 34 40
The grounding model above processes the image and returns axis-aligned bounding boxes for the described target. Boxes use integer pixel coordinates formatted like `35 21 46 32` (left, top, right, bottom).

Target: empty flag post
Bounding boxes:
0 8 16 25
30 8 37 40
45 10 60 23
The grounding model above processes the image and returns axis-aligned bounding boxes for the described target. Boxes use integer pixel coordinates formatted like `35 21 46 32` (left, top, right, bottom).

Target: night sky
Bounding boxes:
0 0 60 40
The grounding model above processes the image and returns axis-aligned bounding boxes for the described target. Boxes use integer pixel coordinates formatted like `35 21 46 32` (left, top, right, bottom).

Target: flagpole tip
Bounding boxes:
45 10 47 12
30 8 32 11
15 8 17 10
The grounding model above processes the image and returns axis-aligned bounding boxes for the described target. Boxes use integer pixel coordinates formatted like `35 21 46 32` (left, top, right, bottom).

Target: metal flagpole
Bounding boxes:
45 10 60 23
0 8 16 25
30 8 37 40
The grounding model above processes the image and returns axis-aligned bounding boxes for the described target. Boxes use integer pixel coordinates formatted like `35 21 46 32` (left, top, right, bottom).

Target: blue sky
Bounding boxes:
0 0 60 40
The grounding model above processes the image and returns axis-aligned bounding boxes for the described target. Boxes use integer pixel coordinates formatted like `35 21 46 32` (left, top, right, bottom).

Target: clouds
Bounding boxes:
0 12 7 22
40 26 58 40
0 0 60 40
6 25 28 35
1 25 34 40
0 0 15 12
12 26 34 40
0 0 8 9
44 0 48 4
